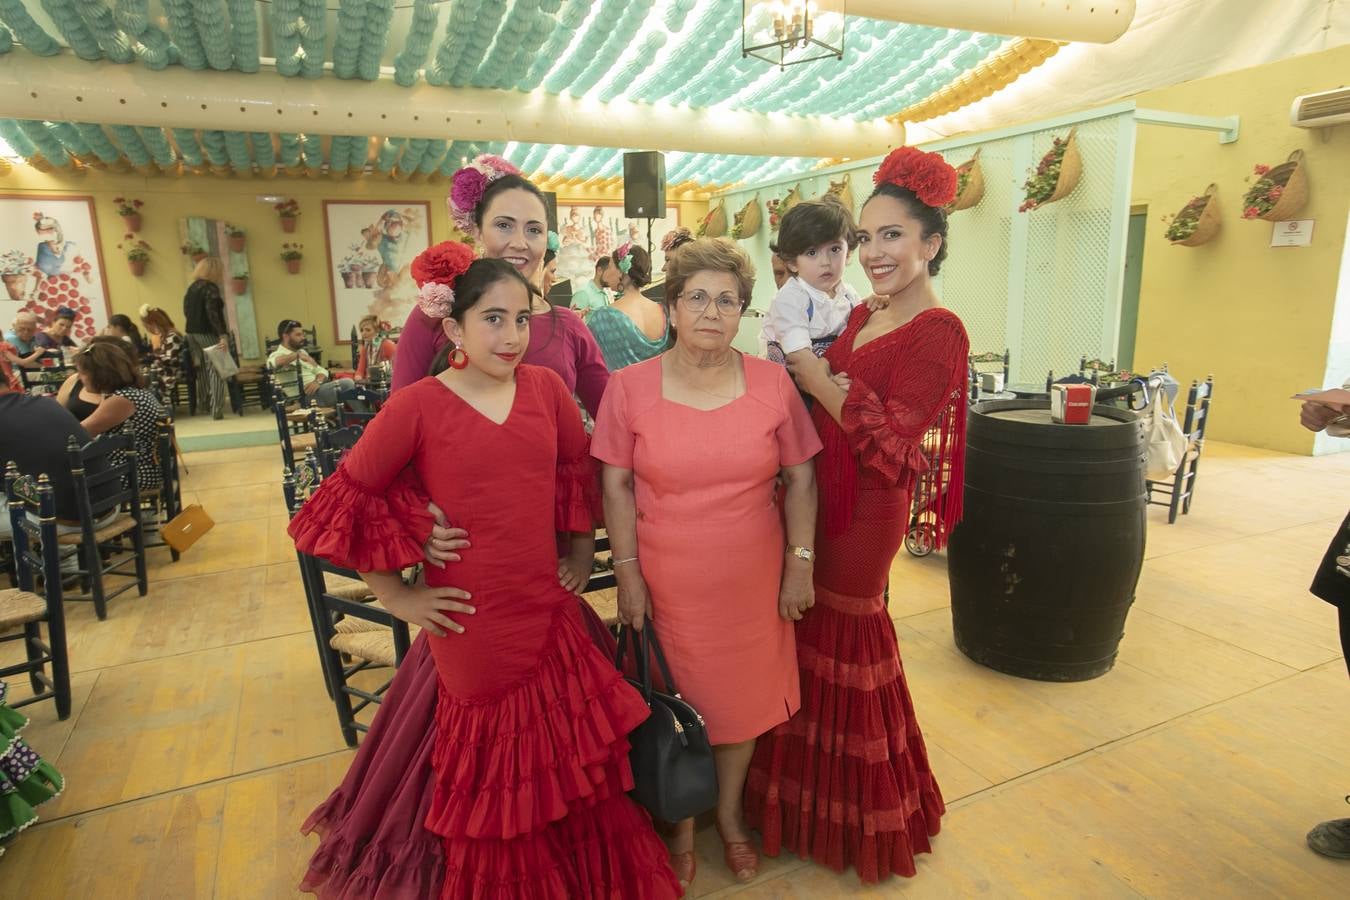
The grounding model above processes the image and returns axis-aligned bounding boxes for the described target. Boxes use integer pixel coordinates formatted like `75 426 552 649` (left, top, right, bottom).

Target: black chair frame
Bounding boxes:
64 433 148 620
3 468 72 719
1147 376 1213 524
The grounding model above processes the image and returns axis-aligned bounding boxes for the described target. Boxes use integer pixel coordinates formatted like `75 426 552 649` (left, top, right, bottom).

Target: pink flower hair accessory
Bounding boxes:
417 281 455 318
448 153 524 234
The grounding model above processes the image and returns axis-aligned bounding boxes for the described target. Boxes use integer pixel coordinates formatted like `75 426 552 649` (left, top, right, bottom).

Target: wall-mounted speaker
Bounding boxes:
623 151 666 219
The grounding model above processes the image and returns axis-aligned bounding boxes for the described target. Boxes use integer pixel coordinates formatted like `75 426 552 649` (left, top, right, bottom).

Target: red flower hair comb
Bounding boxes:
873 147 958 209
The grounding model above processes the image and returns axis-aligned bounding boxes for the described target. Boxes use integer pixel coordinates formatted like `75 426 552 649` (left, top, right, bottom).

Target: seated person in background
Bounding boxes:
139 305 186 401
571 256 618 318
5 311 45 364
0 376 113 543
105 313 151 359
33 307 80 351
67 337 166 492
268 320 361 409
353 314 396 382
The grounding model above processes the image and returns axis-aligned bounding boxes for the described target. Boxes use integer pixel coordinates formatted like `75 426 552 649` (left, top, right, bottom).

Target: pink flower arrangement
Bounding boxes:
448 154 523 234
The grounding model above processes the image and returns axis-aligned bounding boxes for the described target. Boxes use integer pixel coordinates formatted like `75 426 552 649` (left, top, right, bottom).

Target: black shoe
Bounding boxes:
1308 817 1350 859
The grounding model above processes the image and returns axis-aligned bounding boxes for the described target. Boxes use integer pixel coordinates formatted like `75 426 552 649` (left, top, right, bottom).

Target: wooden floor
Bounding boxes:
4 441 1349 898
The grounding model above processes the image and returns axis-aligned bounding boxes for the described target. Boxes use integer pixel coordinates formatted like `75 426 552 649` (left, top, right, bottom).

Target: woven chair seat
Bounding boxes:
584 589 619 628
328 581 374 602
139 486 161 499
235 372 265 384
290 432 318 451
0 589 46 630
286 409 314 423
330 630 396 667
56 515 137 545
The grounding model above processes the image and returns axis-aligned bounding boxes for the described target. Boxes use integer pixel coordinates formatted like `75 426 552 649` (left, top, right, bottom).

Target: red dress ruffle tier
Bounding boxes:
289 370 680 900
746 307 969 883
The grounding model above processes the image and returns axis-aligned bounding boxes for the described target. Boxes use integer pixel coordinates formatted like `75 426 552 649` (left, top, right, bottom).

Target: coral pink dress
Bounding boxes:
590 355 822 744
745 306 970 882
289 368 680 900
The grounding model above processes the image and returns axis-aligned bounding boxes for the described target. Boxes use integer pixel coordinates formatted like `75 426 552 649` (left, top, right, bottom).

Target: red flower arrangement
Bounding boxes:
412 240 476 319
873 146 958 209
412 240 474 287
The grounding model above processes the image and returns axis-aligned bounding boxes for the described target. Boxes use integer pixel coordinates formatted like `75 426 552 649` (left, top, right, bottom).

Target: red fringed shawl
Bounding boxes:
816 306 970 544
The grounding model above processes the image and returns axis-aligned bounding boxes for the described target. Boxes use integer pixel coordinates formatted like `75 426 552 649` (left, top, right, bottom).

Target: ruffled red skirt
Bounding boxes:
745 586 945 883
300 601 676 899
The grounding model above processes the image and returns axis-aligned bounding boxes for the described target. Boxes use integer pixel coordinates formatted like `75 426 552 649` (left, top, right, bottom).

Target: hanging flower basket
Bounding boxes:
230 275 249 294
1020 128 1082 212
1164 184 1222 247
698 200 728 238
129 259 146 276
115 196 143 232
275 199 300 232
281 242 303 274
1241 150 1308 222
731 196 762 240
948 149 985 212
825 173 854 215
119 235 151 275
226 225 246 253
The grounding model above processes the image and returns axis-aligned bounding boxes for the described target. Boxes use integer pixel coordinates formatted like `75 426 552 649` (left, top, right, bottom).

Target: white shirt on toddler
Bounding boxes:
760 275 863 355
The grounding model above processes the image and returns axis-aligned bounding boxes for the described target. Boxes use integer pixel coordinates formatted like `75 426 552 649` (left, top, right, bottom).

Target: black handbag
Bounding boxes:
614 620 719 823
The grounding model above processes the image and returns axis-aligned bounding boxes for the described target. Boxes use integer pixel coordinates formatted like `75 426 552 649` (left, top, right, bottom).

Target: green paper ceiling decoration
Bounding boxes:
0 0 1042 191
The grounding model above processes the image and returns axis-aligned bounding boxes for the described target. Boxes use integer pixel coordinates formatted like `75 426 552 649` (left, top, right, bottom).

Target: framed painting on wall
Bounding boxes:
323 200 432 343
555 203 681 287
0 194 111 342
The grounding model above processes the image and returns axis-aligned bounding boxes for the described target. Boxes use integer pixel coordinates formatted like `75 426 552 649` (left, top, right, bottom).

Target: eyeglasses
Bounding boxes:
678 290 745 317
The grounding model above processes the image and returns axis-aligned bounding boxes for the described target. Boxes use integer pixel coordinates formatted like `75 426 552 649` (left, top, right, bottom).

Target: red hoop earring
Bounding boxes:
449 346 470 370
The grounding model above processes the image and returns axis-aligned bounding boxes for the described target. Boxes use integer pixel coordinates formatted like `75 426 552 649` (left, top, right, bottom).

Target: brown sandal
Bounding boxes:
669 850 696 890
717 827 760 882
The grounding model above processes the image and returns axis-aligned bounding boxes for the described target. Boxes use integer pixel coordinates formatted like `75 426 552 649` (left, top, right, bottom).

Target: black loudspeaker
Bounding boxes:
541 191 558 234
623 151 666 219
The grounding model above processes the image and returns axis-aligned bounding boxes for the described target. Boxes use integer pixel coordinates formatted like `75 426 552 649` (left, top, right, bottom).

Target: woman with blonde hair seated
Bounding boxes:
138 304 186 403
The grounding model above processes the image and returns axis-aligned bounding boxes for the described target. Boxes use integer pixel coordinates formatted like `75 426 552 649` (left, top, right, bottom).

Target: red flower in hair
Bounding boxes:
411 240 474 288
873 146 959 209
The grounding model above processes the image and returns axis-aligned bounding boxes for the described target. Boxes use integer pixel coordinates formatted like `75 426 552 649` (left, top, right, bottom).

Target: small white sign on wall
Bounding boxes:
1271 219 1315 247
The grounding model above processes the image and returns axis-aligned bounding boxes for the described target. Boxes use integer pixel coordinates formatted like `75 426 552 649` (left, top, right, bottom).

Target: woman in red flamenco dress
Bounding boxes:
745 147 971 883
288 247 680 900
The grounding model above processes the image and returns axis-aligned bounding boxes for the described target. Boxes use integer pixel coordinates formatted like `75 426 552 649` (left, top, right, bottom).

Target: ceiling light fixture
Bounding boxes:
742 0 845 70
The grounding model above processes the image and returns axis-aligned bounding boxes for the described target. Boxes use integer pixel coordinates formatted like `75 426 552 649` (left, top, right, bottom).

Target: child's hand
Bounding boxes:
558 555 590 595
864 293 891 311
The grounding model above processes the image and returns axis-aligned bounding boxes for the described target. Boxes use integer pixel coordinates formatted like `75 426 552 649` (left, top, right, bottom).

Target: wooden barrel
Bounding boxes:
948 400 1146 681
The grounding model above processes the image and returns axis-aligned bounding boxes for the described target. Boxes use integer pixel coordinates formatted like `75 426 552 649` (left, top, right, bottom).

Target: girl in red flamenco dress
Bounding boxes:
745 147 971 883
287 244 680 900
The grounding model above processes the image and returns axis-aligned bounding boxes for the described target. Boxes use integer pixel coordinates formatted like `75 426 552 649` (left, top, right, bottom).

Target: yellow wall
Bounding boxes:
0 164 706 362
1129 44 1350 454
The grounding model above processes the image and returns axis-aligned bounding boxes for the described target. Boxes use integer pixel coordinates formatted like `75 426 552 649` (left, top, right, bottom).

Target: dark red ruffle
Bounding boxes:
440 791 682 900
746 588 945 883
288 466 435 572
556 452 603 533
299 635 442 899
841 384 931 488
426 605 650 842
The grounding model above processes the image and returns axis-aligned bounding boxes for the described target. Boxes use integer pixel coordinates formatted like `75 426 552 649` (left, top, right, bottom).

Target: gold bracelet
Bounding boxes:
613 556 639 567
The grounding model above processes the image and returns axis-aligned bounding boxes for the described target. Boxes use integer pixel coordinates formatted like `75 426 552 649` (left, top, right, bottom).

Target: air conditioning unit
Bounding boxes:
1290 86 1350 128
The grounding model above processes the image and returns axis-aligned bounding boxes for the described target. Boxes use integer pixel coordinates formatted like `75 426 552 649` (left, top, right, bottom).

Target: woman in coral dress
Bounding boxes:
745 147 971 882
593 237 821 891
289 248 680 899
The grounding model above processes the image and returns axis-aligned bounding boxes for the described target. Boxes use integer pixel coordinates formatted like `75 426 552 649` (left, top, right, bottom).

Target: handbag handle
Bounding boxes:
614 619 683 699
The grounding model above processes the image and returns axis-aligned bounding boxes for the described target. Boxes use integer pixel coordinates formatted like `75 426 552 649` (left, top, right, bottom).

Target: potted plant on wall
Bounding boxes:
1241 151 1308 221
281 242 303 274
180 240 207 264
1019 128 1082 212
275 198 300 232
226 224 246 253
118 234 151 276
947 150 985 212
115 196 144 232
1 249 33 301
230 271 249 294
1163 185 1221 247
